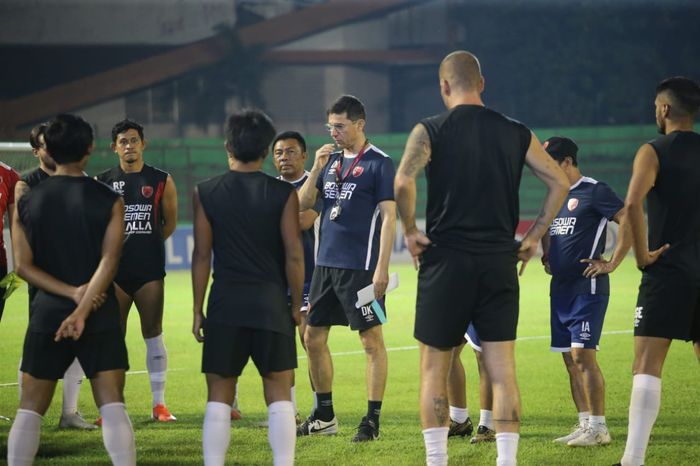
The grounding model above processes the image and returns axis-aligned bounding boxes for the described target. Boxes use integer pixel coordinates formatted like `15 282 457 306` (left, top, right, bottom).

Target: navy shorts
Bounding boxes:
464 324 482 352
550 293 609 351
289 283 311 313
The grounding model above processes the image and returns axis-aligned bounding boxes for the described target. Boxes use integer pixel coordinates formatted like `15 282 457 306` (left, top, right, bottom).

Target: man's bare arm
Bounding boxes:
161 174 178 240
623 144 668 269
191 188 212 342
395 123 431 234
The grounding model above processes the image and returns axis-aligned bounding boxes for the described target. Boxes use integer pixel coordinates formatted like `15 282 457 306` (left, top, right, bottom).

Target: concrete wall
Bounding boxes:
0 0 236 45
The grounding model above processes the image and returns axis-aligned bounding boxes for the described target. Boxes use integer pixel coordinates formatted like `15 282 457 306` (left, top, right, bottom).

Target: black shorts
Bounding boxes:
634 265 700 341
414 246 519 348
21 328 129 380
115 276 163 296
307 266 387 332
201 323 297 377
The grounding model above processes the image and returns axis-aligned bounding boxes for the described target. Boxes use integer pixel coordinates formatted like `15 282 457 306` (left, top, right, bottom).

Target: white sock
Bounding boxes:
479 409 494 429
449 406 469 423
231 384 239 410
203 402 231 466
589 415 606 428
267 401 296 466
578 411 591 427
145 334 167 406
62 358 84 415
100 402 136 466
621 374 661 466
17 359 22 400
7 409 42 466
290 386 297 414
495 432 519 466
422 427 448 466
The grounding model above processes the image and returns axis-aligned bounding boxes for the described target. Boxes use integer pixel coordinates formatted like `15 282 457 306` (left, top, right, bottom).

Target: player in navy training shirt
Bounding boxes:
274 131 322 419
297 95 396 442
541 137 629 447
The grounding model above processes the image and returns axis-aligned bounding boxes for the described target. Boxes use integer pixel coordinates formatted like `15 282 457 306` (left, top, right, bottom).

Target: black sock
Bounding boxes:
315 392 334 421
367 400 382 427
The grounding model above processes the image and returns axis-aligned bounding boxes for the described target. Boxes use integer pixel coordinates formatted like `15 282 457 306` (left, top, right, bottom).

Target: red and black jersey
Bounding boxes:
96 164 168 282
0 162 19 267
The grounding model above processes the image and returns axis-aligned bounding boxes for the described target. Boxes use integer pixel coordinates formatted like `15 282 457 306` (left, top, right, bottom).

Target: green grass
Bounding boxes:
1 260 699 465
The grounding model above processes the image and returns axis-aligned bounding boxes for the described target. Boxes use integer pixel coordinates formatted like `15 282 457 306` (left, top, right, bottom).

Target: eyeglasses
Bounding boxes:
324 122 356 133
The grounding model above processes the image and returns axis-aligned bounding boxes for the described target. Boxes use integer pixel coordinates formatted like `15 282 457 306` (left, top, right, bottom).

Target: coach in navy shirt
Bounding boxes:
297 95 396 442
541 136 629 448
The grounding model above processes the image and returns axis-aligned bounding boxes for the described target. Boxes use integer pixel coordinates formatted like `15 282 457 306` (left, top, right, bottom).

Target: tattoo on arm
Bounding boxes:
432 396 449 426
398 124 431 178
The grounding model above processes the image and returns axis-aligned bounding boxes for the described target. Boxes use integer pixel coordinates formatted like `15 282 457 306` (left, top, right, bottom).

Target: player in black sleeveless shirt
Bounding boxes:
7 114 135 466
615 78 700 466
96 119 178 422
395 51 569 466
11 123 96 431
192 110 303 466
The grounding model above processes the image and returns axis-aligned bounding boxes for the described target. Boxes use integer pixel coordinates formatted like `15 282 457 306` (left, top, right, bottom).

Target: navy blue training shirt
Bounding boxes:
548 176 624 296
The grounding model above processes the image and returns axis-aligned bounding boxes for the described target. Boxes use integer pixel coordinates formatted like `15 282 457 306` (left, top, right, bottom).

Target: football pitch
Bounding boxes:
1 260 698 465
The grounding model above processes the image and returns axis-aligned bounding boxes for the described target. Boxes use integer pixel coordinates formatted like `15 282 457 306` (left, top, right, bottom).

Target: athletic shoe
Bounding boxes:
448 416 474 437
470 425 496 444
0 415 12 422
59 411 98 430
567 425 611 447
553 423 587 444
296 415 338 436
295 413 302 426
152 404 177 422
351 416 379 442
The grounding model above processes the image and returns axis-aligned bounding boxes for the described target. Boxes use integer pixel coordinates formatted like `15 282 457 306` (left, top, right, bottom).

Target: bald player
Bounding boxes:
395 51 568 466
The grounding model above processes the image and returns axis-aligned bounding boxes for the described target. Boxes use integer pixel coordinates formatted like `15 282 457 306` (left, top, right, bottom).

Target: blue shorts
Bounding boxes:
288 283 311 313
550 294 609 351
464 324 482 352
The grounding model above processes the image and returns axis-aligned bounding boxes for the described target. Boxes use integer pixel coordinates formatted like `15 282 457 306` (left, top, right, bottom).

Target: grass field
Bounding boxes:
1 260 699 465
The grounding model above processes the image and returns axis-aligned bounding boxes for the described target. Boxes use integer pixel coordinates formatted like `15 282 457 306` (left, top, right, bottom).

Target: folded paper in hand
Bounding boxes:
355 272 399 308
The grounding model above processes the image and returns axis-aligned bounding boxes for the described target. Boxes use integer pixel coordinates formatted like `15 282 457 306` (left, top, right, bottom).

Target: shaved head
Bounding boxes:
439 51 483 92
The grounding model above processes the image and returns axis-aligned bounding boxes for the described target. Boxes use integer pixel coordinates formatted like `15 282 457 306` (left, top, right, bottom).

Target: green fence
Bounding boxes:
81 124 657 222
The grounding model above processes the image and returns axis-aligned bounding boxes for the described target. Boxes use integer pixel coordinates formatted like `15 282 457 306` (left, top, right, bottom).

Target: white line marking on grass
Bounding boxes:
0 368 185 387
1 330 634 385
296 329 634 360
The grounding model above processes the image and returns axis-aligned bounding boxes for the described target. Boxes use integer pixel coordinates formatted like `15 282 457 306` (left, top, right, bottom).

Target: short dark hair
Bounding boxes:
656 76 700 116
272 131 307 153
224 110 276 163
111 118 145 143
44 114 94 164
327 95 366 121
543 136 579 167
29 122 48 149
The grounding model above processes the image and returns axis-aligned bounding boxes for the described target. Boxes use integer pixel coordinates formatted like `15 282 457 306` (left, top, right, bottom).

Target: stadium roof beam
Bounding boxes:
0 0 412 136
263 48 443 65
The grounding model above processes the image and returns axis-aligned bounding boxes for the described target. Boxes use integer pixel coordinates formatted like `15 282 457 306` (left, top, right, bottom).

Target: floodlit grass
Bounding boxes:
1 260 698 465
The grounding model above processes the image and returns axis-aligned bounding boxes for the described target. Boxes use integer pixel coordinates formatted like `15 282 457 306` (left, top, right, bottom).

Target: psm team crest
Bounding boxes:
567 198 579 211
352 166 364 177
142 186 154 198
